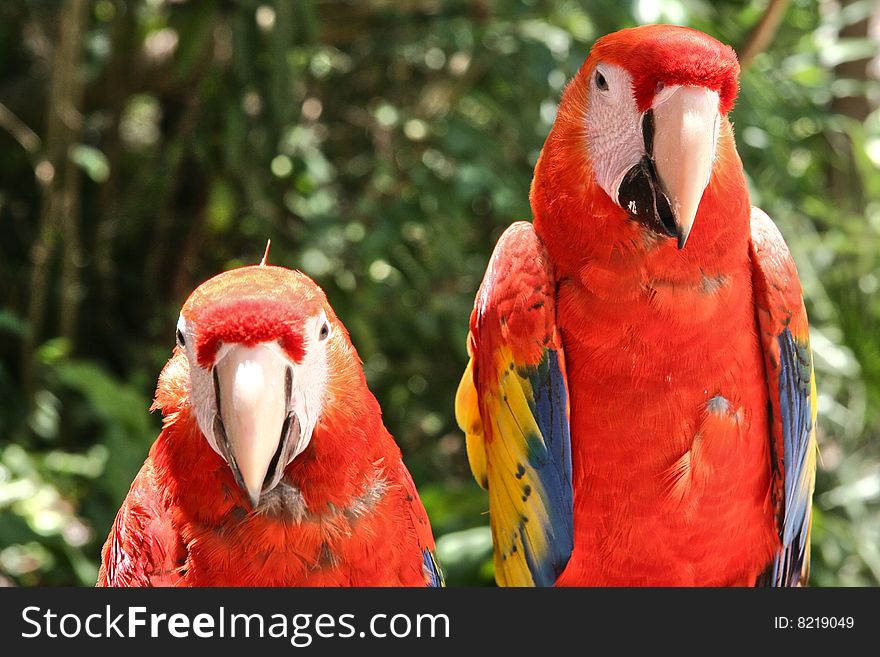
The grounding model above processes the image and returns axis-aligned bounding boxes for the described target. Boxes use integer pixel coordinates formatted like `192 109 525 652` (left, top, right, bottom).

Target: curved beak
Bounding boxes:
616 86 720 249
212 344 295 507
651 86 720 248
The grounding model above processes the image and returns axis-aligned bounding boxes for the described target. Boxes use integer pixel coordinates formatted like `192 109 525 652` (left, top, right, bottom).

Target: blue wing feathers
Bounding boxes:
524 348 574 584
763 329 814 586
777 330 813 550
422 549 444 587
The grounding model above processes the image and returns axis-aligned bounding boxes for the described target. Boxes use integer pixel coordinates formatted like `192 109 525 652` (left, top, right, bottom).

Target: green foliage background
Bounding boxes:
0 0 878 586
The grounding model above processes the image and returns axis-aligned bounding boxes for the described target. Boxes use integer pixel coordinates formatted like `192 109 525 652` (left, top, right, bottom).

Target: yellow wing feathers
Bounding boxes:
456 356 487 490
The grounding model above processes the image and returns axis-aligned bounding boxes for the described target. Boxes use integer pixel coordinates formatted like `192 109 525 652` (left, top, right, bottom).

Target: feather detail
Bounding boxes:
456 356 487 489
750 207 818 587
457 222 573 587
663 448 693 507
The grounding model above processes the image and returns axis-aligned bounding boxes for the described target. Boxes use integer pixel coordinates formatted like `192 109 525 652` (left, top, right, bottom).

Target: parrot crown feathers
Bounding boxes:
585 25 740 114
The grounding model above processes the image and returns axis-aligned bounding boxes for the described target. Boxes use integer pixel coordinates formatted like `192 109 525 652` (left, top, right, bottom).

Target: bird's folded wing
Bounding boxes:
96 458 186 587
455 221 573 586
750 207 818 587
399 464 444 587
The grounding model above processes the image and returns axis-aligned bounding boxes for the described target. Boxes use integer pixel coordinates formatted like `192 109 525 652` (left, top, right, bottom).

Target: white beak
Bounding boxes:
651 85 720 248
214 344 290 507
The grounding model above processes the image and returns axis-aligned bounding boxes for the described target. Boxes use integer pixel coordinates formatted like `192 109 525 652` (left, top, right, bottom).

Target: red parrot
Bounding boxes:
98 262 442 586
456 25 817 586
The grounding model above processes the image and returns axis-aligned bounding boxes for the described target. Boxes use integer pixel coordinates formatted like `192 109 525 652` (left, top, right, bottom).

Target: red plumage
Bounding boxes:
195 300 306 366
98 265 439 586
459 25 816 586
543 112 776 586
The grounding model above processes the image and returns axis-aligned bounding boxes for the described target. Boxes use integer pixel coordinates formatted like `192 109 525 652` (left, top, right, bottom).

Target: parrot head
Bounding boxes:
534 24 741 249
174 264 342 508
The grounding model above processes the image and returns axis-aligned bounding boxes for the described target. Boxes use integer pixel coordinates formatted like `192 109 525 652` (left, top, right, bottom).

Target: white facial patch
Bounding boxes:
286 310 331 460
583 63 645 204
175 314 224 457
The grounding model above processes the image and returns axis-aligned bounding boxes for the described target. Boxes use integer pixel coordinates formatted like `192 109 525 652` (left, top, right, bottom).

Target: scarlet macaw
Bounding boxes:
98 263 442 586
456 25 817 586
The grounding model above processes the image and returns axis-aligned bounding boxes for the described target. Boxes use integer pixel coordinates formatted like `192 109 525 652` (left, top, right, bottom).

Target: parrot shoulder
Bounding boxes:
97 456 186 587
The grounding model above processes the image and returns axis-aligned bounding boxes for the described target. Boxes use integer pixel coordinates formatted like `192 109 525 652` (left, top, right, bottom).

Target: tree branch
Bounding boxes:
0 101 41 156
737 0 791 70
22 0 89 396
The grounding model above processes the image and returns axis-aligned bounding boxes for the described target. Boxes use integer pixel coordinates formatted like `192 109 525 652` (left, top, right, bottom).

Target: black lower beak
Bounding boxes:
263 412 297 491
617 155 678 242
617 109 681 246
212 414 247 494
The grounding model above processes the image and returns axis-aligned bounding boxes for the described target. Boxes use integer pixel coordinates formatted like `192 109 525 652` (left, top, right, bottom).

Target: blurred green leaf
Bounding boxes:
69 144 110 183
435 526 494 586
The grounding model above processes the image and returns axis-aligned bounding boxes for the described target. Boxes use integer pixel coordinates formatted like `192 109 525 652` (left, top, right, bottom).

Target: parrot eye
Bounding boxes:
595 70 609 91
176 328 186 347
318 322 330 341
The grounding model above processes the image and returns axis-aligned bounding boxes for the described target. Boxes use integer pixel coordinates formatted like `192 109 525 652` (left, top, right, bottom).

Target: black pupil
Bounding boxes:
320 323 329 339
176 328 185 346
596 72 608 90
